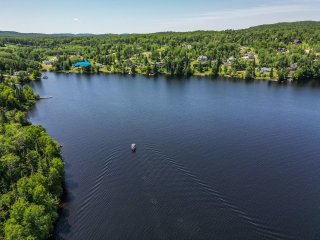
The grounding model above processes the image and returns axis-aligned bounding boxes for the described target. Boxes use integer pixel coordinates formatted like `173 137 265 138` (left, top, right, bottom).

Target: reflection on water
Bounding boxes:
29 73 320 240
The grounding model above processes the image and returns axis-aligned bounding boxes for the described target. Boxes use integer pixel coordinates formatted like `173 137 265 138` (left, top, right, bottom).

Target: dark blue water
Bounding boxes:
29 73 320 240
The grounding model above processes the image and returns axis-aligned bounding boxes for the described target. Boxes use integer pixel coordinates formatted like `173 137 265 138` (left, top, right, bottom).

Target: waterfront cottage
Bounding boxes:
73 61 91 67
289 63 298 70
260 67 272 73
293 40 302 44
13 71 30 76
224 57 235 66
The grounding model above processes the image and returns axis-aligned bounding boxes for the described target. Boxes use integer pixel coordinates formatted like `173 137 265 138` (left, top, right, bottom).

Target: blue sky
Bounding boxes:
0 0 319 34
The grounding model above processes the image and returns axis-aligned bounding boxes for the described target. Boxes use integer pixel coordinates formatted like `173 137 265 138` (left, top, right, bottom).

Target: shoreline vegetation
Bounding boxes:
0 21 319 84
0 73 64 238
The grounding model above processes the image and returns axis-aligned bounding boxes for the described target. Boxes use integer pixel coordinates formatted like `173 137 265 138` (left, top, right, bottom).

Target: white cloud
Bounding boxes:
73 18 79 21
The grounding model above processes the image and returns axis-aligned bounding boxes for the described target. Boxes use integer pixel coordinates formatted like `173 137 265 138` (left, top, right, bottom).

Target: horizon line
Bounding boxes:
0 20 318 36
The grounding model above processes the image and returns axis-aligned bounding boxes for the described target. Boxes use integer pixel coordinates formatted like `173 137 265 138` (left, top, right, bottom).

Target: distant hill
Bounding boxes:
0 31 44 36
247 21 320 30
0 21 319 37
0 31 95 37
50 33 95 37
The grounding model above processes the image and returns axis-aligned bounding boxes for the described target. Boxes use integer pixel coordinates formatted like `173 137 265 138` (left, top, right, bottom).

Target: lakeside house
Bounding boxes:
197 55 208 62
13 71 30 76
289 63 298 70
293 40 302 44
278 47 287 52
242 53 255 60
224 56 235 66
73 61 91 67
260 67 272 73
43 60 54 65
181 43 192 49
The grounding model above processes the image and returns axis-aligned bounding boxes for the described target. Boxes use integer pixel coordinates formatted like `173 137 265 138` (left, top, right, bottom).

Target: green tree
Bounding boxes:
277 68 289 81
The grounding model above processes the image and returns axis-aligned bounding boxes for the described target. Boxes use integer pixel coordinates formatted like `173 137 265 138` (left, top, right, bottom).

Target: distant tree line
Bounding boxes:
0 21 320 81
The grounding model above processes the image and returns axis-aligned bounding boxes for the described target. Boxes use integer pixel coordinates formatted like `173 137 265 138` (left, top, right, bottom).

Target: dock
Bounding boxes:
39 96 53 99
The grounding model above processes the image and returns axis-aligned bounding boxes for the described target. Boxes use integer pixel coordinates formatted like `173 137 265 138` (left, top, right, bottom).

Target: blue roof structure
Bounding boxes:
73 61 91 67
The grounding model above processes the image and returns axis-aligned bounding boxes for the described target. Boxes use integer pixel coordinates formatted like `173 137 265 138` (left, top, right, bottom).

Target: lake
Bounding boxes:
29 73 320 240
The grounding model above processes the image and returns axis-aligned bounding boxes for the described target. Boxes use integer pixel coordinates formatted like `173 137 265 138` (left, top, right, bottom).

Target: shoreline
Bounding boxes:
43 70 280 82
29 89 65 240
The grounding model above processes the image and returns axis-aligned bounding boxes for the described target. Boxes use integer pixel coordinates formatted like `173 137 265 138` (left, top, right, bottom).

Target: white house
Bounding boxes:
197 56 208 62
182 44 192 49
13 71 30 76
260 67 272 73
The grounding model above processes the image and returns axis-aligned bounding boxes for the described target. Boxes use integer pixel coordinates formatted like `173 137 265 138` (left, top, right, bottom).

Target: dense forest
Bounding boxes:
0 21 319 82
0 76 64 238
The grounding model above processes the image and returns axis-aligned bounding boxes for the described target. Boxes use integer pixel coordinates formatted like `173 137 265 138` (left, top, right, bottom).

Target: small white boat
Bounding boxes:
43 75 48 79
131 144 136 152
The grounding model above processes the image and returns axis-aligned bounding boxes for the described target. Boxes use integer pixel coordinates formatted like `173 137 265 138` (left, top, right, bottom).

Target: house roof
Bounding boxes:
198 55 208 61
73 61 91 67
289 63 298 69
260 67 272 72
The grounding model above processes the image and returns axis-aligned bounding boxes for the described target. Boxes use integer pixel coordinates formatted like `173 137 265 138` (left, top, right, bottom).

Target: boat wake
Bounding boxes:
144 144 294 240
75 146 123 225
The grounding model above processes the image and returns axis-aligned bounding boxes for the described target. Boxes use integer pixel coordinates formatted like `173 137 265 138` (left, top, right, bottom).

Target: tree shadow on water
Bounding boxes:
53 207 72 240
51 189 74 239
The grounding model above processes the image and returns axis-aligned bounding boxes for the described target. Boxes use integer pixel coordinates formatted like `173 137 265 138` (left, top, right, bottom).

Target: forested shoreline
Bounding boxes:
0 21 319 82
0 75 64 239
